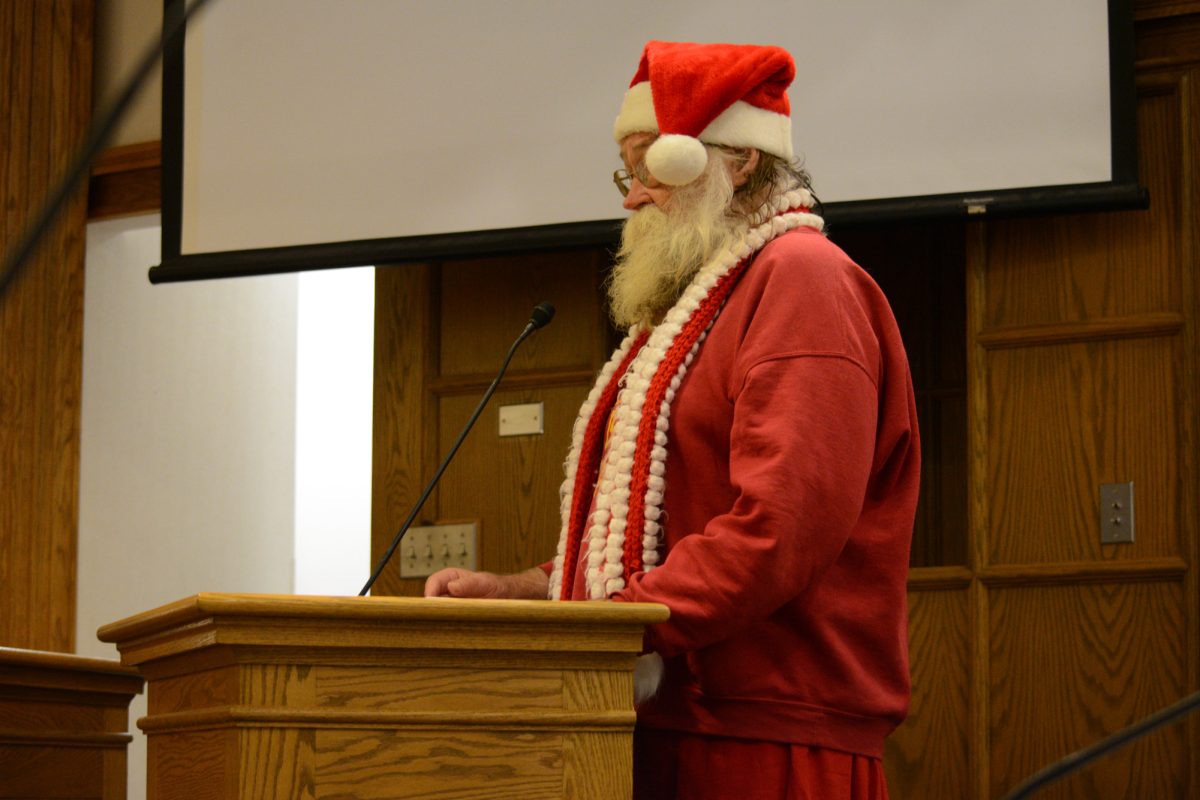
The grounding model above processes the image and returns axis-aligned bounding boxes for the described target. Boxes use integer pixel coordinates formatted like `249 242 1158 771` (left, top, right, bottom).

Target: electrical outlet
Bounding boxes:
1100 482 1135 544
399 522 478 578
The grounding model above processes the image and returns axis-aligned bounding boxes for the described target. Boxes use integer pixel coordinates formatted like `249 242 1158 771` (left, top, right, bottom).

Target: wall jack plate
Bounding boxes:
1100 482 1135 544
400 522 478 578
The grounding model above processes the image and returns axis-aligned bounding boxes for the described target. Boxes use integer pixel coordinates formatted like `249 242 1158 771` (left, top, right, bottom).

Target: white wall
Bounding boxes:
294 267 374 595
76 214 374 798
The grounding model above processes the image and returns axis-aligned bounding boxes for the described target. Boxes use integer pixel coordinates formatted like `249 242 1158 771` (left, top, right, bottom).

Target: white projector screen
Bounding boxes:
154 0 1141 282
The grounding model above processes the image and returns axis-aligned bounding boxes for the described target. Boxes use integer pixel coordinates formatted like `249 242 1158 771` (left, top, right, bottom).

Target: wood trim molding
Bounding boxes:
1134 2 1200 22
978 557 1188 587
1136 11 1200 70
137 707 634 734
87 140 162 220
975 311 1184 349
90 140 161 175
429 368 600 395
0 729 134 747
907 565 974 591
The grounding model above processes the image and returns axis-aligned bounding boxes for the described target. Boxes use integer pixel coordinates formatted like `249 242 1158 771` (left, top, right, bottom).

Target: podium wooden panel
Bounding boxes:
0 647 144 800
97 593 668 800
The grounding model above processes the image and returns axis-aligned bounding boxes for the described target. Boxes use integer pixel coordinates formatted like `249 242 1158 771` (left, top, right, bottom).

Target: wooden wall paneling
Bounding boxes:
1135 1 1200 23
883 583 972 798
436 384 593 575
985 336 1181 566
988 581 1189 798
432 249 611 581
965 222 992 800
87 140 162 220
438 249 611 378
1182 65 1200 800
980 85 1181 333
1132 4 1200 786
372 248 611 596
370 263 433 598
0 0 93 651
967 21 1200 795
1136 7 1200 63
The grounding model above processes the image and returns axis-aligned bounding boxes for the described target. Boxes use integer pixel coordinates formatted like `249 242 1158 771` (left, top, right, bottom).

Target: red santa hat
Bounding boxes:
613 40 796 187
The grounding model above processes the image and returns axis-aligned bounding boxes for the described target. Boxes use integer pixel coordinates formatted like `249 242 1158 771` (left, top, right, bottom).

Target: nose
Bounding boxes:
622 179 655 211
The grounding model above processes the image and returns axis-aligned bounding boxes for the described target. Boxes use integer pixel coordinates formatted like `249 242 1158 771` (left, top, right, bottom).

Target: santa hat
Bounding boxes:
613 41 796 187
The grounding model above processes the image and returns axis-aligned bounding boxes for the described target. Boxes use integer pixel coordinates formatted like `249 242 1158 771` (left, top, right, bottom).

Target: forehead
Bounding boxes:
619 132 657 164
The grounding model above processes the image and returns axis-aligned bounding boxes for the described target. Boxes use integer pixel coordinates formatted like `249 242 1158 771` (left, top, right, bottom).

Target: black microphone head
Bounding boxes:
529 302 556 330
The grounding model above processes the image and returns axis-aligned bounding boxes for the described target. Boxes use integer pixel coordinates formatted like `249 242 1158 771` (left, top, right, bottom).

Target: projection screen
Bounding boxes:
152 0 1142 283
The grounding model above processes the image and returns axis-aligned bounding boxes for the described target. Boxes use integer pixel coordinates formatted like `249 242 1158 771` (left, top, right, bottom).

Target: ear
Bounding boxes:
730 148 760 188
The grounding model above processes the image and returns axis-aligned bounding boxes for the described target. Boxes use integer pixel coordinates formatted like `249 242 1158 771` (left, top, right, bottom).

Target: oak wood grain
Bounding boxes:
315 729 565 800
87 140 162 219
967 16 1200 797
438 250 610 377
988 581 1188 798
373 250 610 597
981 84 1182 333
104 594 655 800
371 264 433 598
0 0 92 653
0 647 141 799
884 587 971 799
986 336 1180 565
316 667 563 713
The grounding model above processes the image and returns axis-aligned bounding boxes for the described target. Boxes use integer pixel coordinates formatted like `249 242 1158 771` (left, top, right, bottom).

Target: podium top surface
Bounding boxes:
0 646 144 697
97 592 670 647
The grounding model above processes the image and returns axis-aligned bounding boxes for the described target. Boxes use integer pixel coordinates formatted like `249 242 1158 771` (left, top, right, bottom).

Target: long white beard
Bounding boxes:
607 162 746 330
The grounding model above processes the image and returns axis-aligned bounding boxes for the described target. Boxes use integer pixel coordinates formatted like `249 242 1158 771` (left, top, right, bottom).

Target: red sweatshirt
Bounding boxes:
607 226 920 757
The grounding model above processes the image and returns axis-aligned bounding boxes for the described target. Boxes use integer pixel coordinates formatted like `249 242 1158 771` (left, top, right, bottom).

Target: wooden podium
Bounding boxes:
0 647 143 800
97 593 668 800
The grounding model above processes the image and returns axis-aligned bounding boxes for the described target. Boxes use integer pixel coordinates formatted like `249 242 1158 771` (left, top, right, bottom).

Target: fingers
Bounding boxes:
447 571 503 598
424 568 467 597
424 568 501 598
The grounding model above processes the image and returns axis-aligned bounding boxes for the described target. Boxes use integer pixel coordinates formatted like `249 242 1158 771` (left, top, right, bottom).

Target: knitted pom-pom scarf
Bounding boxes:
549 188 825 601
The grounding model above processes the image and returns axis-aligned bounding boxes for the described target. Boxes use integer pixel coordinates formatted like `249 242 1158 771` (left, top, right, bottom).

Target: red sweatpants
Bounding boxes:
633 729 889 800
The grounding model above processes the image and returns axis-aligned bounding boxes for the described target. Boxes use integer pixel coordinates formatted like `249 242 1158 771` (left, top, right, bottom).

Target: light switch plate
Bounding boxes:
399 522 478 578
1100 482 1135 544
499 402 544 437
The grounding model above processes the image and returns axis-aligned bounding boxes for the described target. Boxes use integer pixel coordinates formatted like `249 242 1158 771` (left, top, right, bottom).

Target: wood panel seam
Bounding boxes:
976 312 1184 349
137 707 635 733
979 557 1188 586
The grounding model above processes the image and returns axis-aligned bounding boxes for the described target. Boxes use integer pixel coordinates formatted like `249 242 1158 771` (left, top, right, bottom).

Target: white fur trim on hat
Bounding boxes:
700 100 794 161
614 84 794 186
613 82 656 141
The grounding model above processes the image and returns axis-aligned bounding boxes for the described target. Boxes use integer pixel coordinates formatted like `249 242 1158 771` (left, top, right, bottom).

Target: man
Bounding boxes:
427 40 919 799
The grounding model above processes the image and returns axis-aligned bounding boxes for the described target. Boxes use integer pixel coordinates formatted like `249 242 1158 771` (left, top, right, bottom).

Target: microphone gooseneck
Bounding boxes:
359 302 556 596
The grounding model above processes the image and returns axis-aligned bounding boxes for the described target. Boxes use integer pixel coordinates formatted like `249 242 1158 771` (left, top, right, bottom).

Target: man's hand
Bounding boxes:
424 567 549 599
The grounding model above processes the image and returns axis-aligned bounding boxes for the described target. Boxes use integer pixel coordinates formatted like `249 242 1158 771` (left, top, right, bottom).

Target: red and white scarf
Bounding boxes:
549 188 825 601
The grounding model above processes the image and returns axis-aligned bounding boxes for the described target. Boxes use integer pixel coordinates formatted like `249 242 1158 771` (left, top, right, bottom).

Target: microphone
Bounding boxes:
529 301 555 331
358 301 556 596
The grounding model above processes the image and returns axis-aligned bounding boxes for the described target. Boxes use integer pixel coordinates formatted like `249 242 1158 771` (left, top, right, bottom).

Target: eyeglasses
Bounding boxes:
612 160 661 197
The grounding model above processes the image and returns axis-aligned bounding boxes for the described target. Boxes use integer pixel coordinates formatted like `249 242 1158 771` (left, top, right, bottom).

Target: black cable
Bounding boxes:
0 0 218 303
358 303 555 596
1001 689 1200 799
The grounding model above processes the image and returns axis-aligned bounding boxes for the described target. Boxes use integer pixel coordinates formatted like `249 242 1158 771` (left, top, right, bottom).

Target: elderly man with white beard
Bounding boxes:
426 40 920 800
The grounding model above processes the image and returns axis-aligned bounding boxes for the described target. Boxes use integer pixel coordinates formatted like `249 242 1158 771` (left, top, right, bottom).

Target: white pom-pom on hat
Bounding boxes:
645 134 708 186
